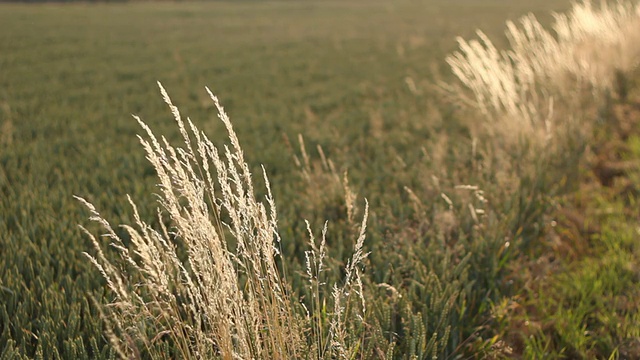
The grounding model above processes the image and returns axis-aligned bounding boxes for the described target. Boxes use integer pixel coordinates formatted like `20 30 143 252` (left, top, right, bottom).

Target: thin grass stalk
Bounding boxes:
79 83 377 359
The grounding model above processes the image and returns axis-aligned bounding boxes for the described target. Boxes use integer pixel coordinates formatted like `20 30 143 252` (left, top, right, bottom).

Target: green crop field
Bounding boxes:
2 0 640 359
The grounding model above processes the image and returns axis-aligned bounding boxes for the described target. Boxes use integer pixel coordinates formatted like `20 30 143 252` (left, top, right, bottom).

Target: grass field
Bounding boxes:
2 0 639 358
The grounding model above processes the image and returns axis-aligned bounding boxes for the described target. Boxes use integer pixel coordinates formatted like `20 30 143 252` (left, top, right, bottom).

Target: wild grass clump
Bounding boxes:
77 83 375 359
444 0 640 140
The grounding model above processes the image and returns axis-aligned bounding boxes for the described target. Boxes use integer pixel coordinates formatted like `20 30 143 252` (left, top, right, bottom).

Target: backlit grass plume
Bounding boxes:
76 83 371 359
444 0 640 137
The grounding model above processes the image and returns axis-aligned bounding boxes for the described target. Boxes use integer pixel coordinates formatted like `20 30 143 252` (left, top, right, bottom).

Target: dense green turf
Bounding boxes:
0 1 588 358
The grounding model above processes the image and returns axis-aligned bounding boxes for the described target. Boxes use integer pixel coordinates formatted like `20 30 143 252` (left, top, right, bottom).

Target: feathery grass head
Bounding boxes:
443 0 640 142
78 83 374 359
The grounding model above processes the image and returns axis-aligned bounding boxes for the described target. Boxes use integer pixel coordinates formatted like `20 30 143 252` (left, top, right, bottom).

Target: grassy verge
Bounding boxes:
491 71 640 359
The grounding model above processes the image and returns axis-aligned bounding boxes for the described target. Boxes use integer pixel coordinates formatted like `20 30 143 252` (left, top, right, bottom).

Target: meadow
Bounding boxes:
2 0 640 358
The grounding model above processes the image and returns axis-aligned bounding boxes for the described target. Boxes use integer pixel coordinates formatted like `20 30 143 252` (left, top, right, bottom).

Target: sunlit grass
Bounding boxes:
5 0 640 359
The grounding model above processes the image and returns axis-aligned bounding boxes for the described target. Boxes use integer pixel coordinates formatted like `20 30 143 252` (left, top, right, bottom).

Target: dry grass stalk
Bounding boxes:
78 83 371 359
288 133 362 229
444 0 640 139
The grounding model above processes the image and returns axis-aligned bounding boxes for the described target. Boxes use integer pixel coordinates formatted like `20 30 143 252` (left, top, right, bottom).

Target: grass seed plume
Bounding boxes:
444 0 640 140
77 83 372 359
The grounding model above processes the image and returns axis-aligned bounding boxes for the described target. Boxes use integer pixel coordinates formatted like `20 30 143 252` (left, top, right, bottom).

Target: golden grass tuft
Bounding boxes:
443 0 640 141
77 83 372 359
